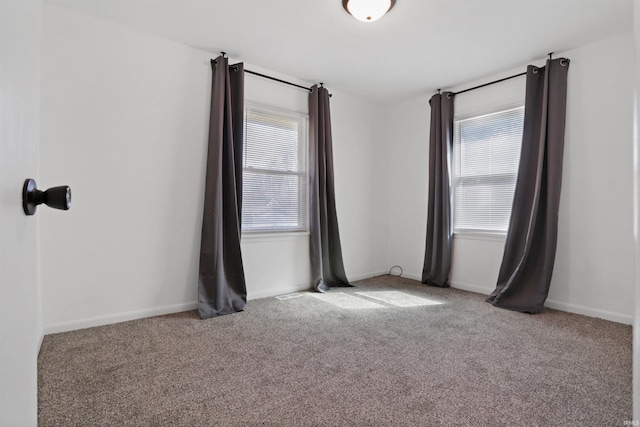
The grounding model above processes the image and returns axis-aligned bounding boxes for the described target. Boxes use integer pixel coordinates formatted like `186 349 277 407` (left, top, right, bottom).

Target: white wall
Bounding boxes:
0 1 41 425
386 95 429 276
387 32 635 324
548 33 634 323
331 90 389 280
40 5 209 332
40 5 388 333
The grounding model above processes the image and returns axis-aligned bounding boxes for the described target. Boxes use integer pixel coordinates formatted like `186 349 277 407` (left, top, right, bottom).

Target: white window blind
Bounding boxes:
453 106 524 234
242 104 308 233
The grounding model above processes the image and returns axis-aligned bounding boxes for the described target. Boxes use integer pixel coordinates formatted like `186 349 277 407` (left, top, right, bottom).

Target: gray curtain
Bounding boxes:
487 58 570 313
309 85 351 293
198 56 247 319
422 92 455 288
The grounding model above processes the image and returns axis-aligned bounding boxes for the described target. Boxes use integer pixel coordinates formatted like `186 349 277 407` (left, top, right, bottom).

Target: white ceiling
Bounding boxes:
48 0 633 106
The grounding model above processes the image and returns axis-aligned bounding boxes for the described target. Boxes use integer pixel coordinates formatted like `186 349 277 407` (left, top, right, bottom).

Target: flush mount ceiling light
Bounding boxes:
342 0 396 22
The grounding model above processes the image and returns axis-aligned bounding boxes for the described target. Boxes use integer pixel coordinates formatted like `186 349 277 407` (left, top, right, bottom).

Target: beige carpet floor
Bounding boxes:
38 275 632 426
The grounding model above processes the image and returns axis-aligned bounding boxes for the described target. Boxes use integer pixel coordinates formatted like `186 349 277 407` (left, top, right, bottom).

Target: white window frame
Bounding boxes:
452 104 524 237
241 102 309 234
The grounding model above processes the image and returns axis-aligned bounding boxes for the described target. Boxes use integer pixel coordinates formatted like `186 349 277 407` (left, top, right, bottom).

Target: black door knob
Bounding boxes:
22 178 71 215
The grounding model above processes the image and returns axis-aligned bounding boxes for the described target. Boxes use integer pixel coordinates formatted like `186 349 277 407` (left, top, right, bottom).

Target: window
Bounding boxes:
453 106 524 234
242 104 308 233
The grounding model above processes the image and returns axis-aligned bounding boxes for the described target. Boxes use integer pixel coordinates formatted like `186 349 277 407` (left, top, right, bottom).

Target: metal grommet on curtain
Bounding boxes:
560 59 569 67
446 93 452 99
532 67 539 74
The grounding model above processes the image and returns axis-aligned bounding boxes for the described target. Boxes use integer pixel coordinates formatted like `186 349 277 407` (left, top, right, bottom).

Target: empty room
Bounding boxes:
3 0 640 425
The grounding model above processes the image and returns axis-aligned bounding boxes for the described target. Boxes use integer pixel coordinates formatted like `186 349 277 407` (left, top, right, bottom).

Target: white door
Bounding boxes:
0 1 42 425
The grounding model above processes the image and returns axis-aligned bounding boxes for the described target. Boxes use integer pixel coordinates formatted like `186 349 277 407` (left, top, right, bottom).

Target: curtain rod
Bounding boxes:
449 52 565 96
211 56 327 95
244 69 312 92
452 71 527 96
245 69 332 96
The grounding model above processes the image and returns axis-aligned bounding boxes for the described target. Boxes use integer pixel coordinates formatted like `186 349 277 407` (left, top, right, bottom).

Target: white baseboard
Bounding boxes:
44 271 391 335
399 272 422 281
250 270 392 300
44 301 198 335
449 280 493 295
428 279 633 325
401 275 494 295
37 331 44 355
45 272 630 335
248 285 311 300
349 270 391 282
544 298 633 325
43 271 393 334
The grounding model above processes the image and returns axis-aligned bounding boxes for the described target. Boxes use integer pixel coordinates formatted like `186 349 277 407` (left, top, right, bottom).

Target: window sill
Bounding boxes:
241 231 309 244
453 231 507 242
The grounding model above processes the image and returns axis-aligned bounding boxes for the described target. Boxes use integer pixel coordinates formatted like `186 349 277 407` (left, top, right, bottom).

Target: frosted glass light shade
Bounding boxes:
343 0 396 22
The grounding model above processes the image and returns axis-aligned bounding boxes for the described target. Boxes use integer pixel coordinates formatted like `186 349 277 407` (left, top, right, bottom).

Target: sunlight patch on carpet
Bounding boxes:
355 291 444 307
275 293 303 301
307 292 384 309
